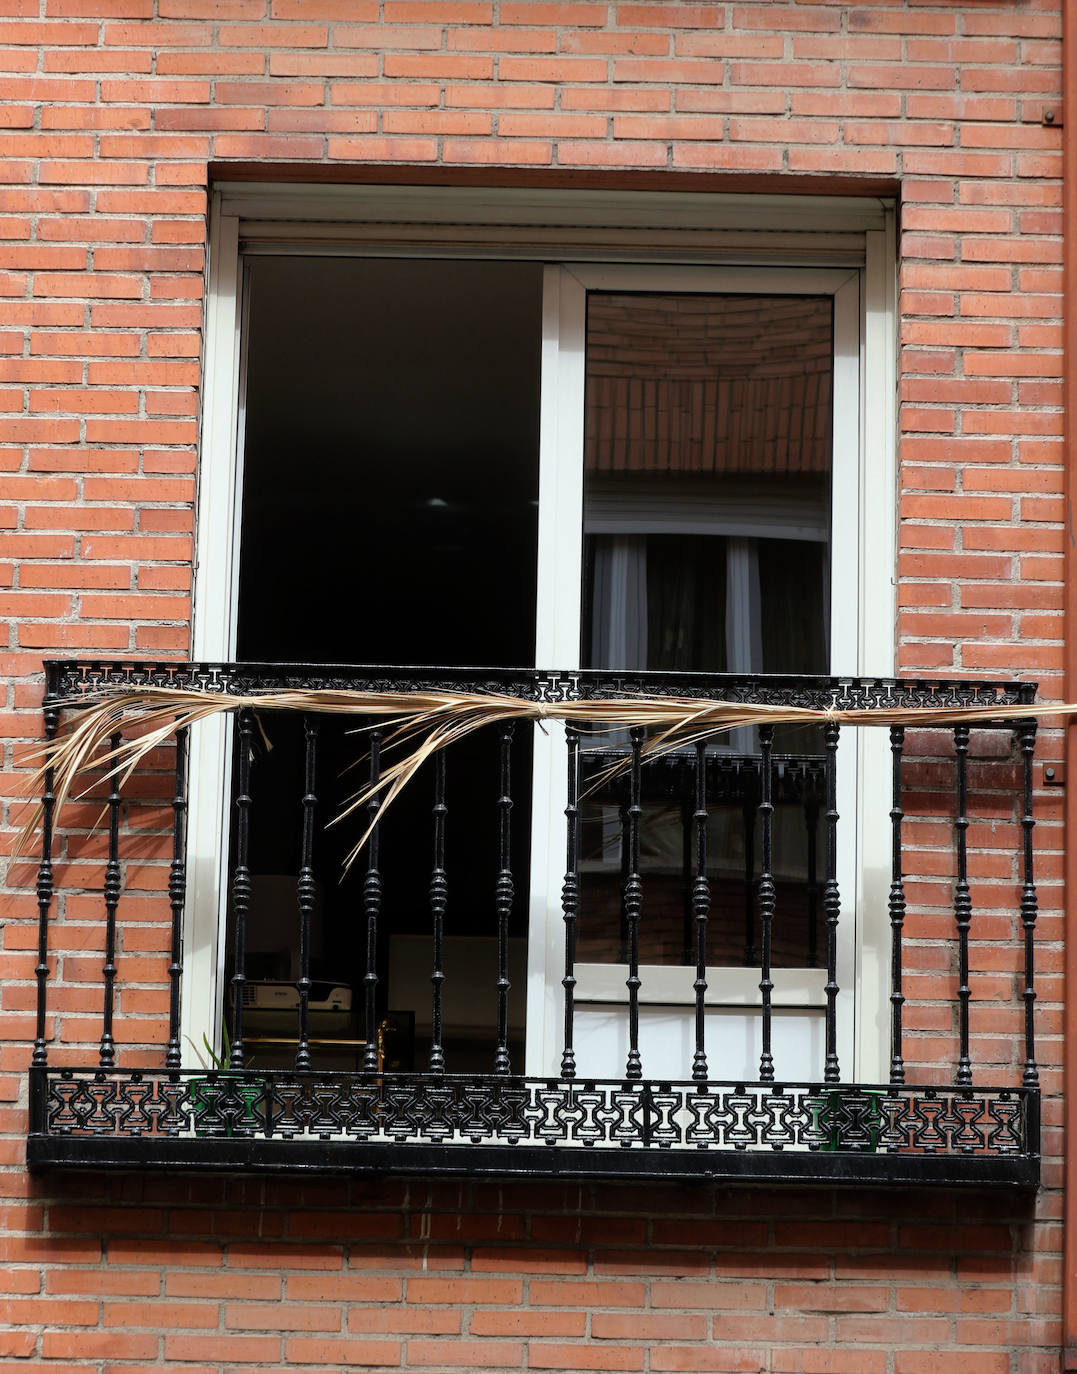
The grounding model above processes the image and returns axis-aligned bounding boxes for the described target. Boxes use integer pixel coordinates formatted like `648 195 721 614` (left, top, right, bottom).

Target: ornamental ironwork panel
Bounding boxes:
37 1069 1034 1160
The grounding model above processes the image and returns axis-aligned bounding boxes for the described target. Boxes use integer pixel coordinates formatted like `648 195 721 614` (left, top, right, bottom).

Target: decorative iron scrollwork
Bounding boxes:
39 1069 1034 1162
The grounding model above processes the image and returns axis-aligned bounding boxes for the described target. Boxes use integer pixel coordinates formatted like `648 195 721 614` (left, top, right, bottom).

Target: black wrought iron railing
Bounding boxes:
26 660 1041 1185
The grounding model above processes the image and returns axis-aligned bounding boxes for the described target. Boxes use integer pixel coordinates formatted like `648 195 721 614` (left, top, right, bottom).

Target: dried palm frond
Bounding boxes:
16 683 1061 872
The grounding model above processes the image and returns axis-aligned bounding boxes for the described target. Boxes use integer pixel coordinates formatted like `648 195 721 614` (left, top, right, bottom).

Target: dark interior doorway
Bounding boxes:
230 255 544 1073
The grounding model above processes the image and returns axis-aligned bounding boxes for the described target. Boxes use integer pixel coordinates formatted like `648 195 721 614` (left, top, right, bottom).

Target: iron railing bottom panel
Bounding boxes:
29 1070 1039 1189
26 1134 1039 1187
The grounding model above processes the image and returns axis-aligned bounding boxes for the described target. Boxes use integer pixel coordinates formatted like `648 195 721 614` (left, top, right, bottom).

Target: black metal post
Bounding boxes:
888 725 906 1086
823 720 841 1085
165 727 188 1071
295 715 318 1073
624 726 644 1081
229 708 254 1070
164 730 188 1071
494 723 514 1076
362 729 382 1075
32 704 58 1070
560 724 580 1081
429 749 448 1075
98 732 122 1069
953 724 973 1088
1018 720 1039 1088
692 738 710 1082
757 725 775 1084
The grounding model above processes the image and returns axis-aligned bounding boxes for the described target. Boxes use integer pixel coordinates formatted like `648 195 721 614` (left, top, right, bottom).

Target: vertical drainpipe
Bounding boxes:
1063 0 1077 1367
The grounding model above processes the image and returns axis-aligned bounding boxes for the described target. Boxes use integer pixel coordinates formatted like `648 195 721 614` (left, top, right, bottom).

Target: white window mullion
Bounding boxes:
526 266 587 1077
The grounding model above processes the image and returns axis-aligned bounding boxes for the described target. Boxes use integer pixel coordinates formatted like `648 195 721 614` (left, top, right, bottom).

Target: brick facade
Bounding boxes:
0 2 1068 1370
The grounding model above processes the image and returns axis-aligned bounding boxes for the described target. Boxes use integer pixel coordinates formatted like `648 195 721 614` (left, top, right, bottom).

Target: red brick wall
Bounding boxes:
0 1 1066 1369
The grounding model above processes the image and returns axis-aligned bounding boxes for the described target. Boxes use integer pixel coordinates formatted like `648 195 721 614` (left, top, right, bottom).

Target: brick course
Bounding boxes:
0 0 1066 1369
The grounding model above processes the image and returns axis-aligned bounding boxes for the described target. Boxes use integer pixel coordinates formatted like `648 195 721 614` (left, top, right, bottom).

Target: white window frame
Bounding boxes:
526 262 892 1083
186 186 897 1082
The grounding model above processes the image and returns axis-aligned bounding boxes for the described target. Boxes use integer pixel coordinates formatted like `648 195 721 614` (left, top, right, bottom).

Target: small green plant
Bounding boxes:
184 1027 265 1139
186 1025 255 1071
187 1030 226 1071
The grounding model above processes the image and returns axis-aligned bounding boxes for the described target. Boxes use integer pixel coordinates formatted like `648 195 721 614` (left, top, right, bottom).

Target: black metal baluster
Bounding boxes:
429 750 448 1075
494 723 514 1076
888 725 906 1086
229 708 254 1070
165 727 188 1071
98 732 122 1069
32 704 58 1070
624 726 644 1082
1018 720 1038 1088
757 726 775 1084
953 724 973 1087
362 730 382 1075
742 792 756 966
823 720 841 1085
560 724 580 1081
692 739 710 1082
295 716 318 1074
805 791 819 969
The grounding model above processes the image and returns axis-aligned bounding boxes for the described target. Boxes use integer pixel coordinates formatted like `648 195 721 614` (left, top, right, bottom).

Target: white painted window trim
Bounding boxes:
182 201 244 1062
525 256 896 1082
191 188 897 1080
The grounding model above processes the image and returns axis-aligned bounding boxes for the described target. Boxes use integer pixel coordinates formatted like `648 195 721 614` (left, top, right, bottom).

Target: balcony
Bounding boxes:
26 660 1041 1187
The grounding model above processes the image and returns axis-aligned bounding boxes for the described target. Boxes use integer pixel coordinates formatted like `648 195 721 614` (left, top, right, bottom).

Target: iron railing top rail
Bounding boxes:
43 659 1038 718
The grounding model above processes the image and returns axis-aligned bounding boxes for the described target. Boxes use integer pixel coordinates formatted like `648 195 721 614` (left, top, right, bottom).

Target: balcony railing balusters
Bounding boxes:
165 727 188 1072
757 725 776 1084
494 722 514 1076
823 720 841 1085
295 715 319 1074
624 726 644 1082
98 732 122 1069
362 729 383 1076
560 724 580 1081
888 725 906 1087
429 750 448 1075
31 704 58 1070
228 707 254 1070
953 724 973 1088
1018 720 1039 1089
695 741 708 1082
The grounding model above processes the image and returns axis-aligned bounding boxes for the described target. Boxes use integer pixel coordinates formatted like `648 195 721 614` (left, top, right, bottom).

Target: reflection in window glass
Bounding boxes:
579 293 833 970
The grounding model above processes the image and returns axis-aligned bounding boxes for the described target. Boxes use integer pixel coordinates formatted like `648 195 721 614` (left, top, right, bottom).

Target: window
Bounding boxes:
185 185 898 1087
526 265 870 1081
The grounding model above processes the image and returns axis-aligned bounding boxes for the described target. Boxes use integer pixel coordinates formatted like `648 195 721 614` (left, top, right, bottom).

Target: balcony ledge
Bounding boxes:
28 1069 1040 1189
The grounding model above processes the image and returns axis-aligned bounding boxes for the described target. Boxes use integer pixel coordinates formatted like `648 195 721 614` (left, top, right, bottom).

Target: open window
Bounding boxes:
184 187 898 1087
230 255 544 1073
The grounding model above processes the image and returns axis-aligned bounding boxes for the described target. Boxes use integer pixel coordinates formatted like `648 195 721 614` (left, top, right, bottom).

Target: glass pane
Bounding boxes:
579 292 832 970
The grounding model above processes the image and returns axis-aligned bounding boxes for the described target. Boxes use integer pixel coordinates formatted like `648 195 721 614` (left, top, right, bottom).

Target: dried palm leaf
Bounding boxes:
16 683 1059 872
